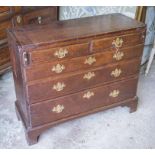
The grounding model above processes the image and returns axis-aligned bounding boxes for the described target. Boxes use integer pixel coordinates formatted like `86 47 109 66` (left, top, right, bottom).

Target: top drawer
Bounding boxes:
93 32 145 52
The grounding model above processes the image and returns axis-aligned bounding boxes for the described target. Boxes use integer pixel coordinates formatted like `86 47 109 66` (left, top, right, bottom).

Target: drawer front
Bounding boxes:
0 20 12 40
27 59 140 103
25 45 143 82
30 42 89 64
93 32 145 52
0 45 10 66
30 77 138 127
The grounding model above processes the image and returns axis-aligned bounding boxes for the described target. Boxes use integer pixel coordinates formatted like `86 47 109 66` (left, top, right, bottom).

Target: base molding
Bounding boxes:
15 96 138 145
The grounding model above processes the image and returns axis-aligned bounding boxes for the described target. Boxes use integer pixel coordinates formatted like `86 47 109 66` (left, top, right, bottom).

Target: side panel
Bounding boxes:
7 30 30 128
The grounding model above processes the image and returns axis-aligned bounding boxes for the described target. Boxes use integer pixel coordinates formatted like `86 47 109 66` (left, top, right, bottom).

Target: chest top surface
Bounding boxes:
8 13 145 47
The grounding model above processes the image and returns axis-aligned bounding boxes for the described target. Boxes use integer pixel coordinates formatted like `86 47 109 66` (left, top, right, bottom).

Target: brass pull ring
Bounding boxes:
112 37 123 48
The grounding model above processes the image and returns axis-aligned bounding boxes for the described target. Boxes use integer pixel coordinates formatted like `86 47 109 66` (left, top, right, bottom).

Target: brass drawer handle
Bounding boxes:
16 15 22 24
84 56 96 65
52 104 64 113
53 82 66 91
52 64 65 73
54 48 68 59
111 68 122 78
83 72 95 80
109 90 120 98
113 51 124 61
112 37 123 48
83 91 94 99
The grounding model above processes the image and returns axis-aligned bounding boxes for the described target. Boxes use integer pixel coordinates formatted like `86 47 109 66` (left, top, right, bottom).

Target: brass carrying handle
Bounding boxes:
109 90 120 98
53 82 66 91
113 51 124 61
52 64 65 73
83 91 94 99
112 37 123 48
52 104 64 113
84 56 96 65
83 72 95 80
111 68 122 78
54 48 68 59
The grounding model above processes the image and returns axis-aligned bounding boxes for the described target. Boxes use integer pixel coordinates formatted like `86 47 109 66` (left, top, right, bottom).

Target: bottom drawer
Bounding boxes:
30 77 138 127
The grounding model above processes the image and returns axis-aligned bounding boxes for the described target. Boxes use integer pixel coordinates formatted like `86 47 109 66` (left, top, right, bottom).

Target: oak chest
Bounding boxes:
7 14 146 145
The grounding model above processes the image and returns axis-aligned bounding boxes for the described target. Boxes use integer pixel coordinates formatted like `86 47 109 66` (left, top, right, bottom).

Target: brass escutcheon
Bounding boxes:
54 48 68 59
52 104 64 113
109 90 120 98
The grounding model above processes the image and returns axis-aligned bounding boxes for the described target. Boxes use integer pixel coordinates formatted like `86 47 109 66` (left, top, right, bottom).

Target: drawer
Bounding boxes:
27 58 140 103
93 32 145 52
0 44 10 66
25 44 143 82
30 42 89 64
0 20 12 40
13 7 57 27
30 77 138 127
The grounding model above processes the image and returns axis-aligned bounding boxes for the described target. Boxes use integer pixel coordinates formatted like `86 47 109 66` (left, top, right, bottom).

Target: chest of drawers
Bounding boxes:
7 13 146 145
